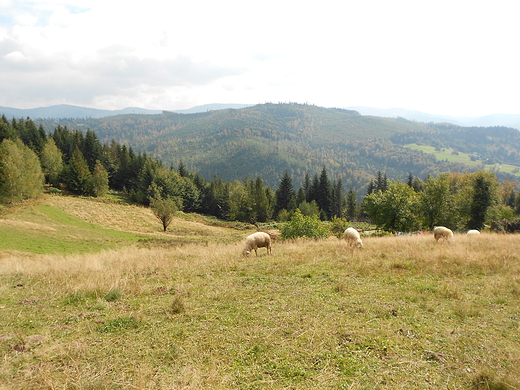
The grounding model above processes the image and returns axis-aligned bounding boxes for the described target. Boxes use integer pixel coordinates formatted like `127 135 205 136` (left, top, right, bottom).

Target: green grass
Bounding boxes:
0 202 145 254
404 143 520 176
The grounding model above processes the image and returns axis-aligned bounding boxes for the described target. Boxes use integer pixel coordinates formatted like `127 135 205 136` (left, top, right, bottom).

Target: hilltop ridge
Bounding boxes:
26 103 520 191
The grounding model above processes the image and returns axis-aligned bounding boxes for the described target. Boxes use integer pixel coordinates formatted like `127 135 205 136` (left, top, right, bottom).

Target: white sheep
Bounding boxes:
344 227 363 248
433 226 454 242
242 232 272 257
467 229 481 236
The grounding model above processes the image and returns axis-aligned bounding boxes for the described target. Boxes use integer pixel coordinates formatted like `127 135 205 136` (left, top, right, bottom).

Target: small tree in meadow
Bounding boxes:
150 196 180 232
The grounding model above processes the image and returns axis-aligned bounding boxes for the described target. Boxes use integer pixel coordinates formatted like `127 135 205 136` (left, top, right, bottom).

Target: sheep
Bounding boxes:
433 226 454 242
344 227 363 248
467 229 481 236
242 232 272 257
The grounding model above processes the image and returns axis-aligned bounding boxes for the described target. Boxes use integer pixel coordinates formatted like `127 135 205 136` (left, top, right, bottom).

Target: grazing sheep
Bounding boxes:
242 232 272 257
433 226 454 242
467 229 481 236
344 227 363 248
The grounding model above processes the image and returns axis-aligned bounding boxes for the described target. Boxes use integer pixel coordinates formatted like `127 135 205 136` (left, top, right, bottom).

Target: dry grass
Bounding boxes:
1 199 520 389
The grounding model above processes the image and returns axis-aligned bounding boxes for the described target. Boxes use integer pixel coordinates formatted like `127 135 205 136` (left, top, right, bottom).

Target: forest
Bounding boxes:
1 113 520 233
36 103 520 193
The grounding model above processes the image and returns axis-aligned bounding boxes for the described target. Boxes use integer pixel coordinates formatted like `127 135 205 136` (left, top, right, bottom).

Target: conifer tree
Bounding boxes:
317 166 332 219
346 188 357 221
367 179 375 195
375 171 388 192
331 178 344 218
467 172 498 230
61 147 91 195
274 170 295 217
82 129 103 172
0 118 17 142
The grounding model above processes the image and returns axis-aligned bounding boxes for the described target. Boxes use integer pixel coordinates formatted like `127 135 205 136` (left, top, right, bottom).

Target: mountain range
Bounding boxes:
13 102 518 194
347 107 520 131
2 103 520 130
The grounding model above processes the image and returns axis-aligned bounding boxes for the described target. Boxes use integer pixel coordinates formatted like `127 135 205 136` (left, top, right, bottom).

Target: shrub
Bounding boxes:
329 216 349 238
490 219 520 233
280 209 330 240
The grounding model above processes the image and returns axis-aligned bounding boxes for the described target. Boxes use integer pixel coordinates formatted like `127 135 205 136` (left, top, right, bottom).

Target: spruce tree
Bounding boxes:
274 170 295 216
467 172 497 230
62 147 91 195
346 188 357 221
82 129 103 172
317 166 332 220
331 178 344 218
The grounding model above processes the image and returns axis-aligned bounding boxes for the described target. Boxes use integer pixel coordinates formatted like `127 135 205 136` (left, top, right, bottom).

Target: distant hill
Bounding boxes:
3 103 520 130
0 104 162 119
347 106 520 131
33 103 520 192
0 103 250 119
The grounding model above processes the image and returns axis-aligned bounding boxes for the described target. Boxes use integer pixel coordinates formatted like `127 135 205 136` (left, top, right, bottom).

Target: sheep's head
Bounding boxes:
356 240 364 248
242 250 251 257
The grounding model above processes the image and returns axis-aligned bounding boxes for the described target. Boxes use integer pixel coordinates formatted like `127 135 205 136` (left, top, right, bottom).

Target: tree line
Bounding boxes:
1 116 520 232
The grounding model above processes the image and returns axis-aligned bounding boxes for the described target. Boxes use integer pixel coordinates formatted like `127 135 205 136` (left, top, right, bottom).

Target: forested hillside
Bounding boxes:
37 103 520 191
2 113 520 231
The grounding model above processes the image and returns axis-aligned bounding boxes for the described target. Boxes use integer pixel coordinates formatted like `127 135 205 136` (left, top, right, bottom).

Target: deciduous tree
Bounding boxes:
150 196 180 232
0 139 44 204
363 181 420 232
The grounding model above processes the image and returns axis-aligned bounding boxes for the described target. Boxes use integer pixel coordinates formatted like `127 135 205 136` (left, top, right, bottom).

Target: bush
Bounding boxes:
329 217 349 238
280 209 330 240
490 219 520 233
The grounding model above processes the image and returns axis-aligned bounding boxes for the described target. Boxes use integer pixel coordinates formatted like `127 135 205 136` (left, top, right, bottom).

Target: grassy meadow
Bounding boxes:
1 195 520 389
403 143 520 177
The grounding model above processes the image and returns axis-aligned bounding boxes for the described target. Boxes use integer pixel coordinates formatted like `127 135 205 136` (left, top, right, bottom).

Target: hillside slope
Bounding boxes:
36 103 520 189
0 194 248 255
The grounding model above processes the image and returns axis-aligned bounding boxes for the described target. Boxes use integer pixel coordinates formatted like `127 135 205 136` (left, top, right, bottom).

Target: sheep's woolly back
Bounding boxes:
433 226 454 242
343 227 363 248
242 232 272 256
467 229 481 236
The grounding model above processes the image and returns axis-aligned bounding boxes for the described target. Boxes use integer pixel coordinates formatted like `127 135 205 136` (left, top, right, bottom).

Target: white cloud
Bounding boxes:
0 0 519 116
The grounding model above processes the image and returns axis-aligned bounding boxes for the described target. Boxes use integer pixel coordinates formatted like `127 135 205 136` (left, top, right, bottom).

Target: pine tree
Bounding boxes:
407 172 414 188
62 147 91 195
82 129 103 172
274 170 295 217
178 161 189 177
346 188 357 221
367 179 375 195
0 118 17 142
303 172 312 202
467 172 497 230
316 166 332 219
375 171 388 192
331 178 344 218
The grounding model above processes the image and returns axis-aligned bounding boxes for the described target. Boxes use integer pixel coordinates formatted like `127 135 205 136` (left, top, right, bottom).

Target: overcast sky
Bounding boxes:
1 0 518 116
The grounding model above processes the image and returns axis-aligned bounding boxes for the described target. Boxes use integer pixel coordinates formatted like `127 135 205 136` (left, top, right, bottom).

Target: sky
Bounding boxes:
1 0 518 117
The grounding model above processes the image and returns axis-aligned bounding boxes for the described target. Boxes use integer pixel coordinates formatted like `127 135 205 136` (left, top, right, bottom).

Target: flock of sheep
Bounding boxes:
242 226 481 257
